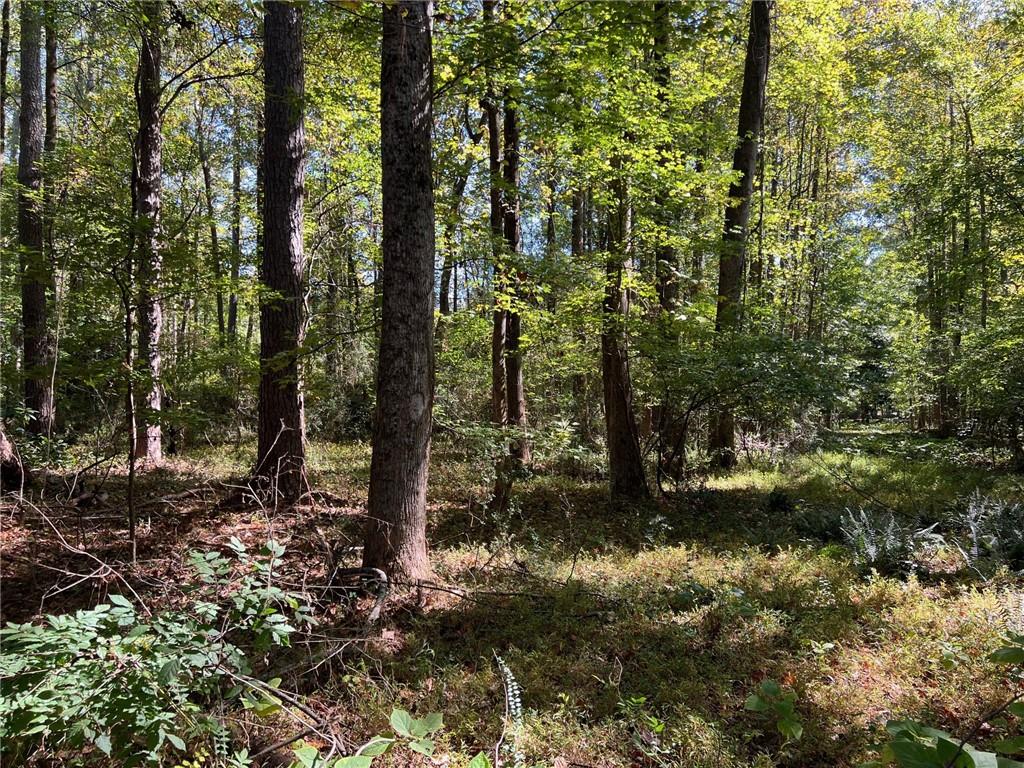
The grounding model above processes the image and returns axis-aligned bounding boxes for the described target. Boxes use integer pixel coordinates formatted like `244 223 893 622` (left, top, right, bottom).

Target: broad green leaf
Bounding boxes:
390 709 413 738
408 737 434 756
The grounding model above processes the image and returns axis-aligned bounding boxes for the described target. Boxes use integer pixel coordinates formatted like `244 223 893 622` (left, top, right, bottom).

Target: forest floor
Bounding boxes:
2 426 1024 767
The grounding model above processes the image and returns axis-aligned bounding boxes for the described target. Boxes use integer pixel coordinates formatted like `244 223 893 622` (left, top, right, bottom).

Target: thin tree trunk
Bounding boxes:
653 1 678 311
602 173 649 500
18 1 54 437
439 155 472 318
0 0 9 188
228 102 242 341
709 0 770 469
196 108 225 343
363 0 435 583
134 0 163 462
256 1 307 499
502 94 529 466
483 0 506 440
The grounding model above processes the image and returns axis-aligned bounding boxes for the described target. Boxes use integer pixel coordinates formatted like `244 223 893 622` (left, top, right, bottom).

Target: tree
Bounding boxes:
256 0 307 499
18 0 55 437
601 170 649 499
362 0 436 582
134 0 164 461
709 0 771 468
1 0 10 187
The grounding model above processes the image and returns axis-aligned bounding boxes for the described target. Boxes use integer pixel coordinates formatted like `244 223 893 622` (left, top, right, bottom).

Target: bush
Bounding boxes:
951 490 1024 569
0 538 313 766
841 509 940 576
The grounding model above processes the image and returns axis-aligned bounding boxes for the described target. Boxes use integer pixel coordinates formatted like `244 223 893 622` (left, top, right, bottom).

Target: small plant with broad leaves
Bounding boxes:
288 709 493 768
863 634 1024 767
0 538 313 766
745 679 804 743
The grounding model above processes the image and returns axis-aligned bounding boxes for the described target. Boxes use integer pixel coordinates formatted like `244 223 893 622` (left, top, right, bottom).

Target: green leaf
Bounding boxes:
293 744 320 767
778 718 803 742
158 659 179 685
745 694 769 712
888 740 939 768
760 680 782 697
390 709 413 738
166 732 186 751
94 733 112 755
417 711 443 735
408 737 434 756
1007 703 1024 717
995 738 1024 755
357 736 394 756
989 647 1024 665
469 754 493 768
108 594 132 608
333 757 372 768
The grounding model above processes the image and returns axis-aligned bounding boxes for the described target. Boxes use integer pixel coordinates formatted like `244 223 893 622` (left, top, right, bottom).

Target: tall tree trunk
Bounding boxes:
652 1 678 311
602 173 649 499
439 155 472 318
256 1 307 499
709 0 770 469
502 95 530 466
363 0 435 583
134 0 163 462
44 11 57 254
18 1 54 437
196 109 225 343
483 0 506 437
228 102 242 341
0 0 9 188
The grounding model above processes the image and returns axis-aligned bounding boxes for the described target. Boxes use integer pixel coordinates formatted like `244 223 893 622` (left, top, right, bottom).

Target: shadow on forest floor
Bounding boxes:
1 428 1022 766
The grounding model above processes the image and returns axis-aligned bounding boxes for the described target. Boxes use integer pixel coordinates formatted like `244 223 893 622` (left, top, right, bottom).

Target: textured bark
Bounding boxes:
709 0 770 468
602 176 649 499
228 103 242 341
439 155 471 317
256 1 307 499
18 2 54 437
0 0 9 186
196 111 225 343
0 424 29 491
44 12 57 254
652 1 678 312
502 97 529 465
483 0 506 433
363 0 435 583
134 0 163 461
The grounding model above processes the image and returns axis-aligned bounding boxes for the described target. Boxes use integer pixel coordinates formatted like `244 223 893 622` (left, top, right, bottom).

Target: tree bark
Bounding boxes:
652 1 678 312
44 11 57 256
439 155 471 317
709 0 770 469
0 424 29 491
18 1 54 437
602 174 649 500
196 108 225 343
228 102 242 341
502 95 529 466
363 0 435 583
256 1 307 499
483 0 506 435
134 0 163 462
0 0 9 187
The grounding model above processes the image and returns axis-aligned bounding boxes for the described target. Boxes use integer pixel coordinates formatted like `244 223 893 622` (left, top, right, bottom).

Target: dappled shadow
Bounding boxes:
367 555 981 767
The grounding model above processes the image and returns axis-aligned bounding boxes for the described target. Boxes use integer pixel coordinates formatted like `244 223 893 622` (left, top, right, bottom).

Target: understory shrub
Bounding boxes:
0 538 313 766
841 509 941 576
951 490 1024 569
